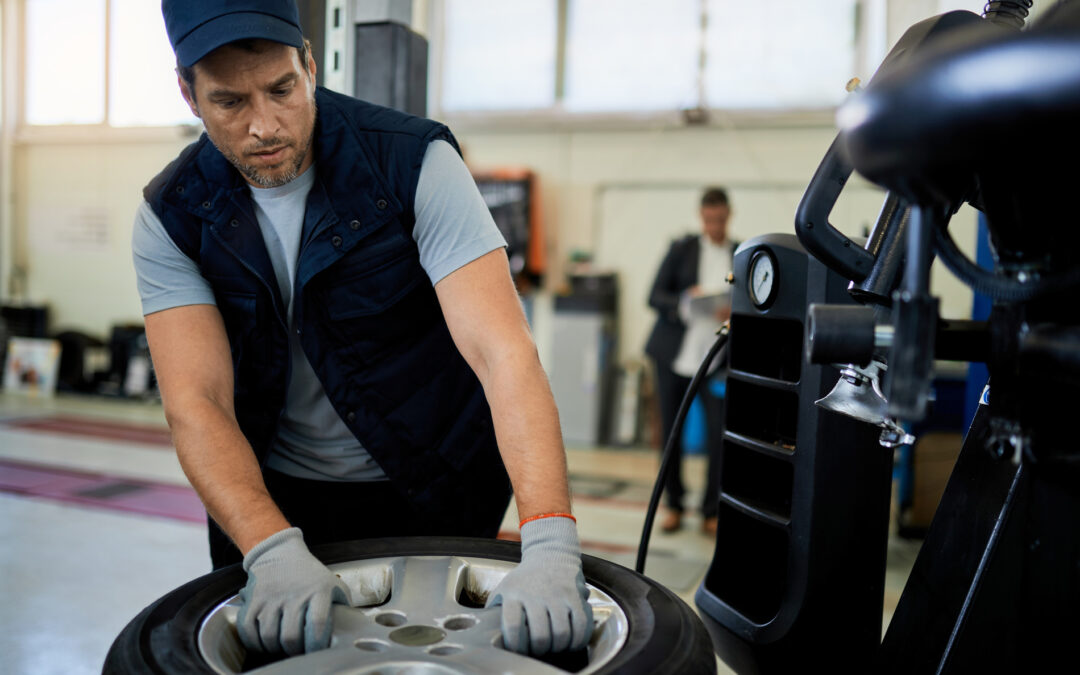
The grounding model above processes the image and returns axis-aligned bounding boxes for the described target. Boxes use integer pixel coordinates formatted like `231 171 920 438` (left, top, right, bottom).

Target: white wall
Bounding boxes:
11 132 194 337
455 123 977 364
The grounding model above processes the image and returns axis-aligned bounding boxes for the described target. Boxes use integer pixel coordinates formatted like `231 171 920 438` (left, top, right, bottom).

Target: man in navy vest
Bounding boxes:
133 0 591 660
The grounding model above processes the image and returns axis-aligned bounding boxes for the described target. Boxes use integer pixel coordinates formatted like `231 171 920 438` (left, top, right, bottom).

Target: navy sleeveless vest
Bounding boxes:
144 87 511 525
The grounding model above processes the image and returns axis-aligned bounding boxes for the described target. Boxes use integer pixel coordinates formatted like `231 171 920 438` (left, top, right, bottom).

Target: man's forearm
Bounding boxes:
477 347 573 519
431 250 574 518
168 397 290 554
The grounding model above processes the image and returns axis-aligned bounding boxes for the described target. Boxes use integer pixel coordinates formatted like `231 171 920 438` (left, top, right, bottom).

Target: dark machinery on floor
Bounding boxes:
693 2 1080 672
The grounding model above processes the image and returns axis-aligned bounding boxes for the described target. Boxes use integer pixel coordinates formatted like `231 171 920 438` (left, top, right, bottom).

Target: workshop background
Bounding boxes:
0 1 1025 673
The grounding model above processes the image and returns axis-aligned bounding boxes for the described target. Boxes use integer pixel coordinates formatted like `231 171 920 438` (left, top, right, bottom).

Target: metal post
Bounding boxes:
323 0 414 96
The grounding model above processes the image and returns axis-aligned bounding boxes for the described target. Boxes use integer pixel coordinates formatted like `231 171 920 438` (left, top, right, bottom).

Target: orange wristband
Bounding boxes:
519 512 577 528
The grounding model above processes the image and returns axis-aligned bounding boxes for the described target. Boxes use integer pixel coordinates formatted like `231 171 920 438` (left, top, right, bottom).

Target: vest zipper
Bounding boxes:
209 225 290 458
209 226 289 334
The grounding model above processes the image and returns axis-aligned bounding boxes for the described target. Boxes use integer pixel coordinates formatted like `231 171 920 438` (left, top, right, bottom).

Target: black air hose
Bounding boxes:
934 223 1080 302
635 326 729 575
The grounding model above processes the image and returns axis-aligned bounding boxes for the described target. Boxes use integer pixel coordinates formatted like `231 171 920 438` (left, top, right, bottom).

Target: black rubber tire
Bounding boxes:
103 536 716 674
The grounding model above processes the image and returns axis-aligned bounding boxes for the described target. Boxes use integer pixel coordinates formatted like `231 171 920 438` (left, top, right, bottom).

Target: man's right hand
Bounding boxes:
237 527 352 656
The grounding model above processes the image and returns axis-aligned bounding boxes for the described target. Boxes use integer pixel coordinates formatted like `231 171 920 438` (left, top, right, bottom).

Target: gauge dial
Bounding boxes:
749 250 777 308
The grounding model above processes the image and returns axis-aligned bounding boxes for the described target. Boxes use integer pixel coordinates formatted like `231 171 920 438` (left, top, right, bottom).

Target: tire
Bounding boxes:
103 536 715 674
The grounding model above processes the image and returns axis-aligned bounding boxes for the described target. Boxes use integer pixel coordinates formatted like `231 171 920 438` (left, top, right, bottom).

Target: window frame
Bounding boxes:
9 0 991 136
13 0 201 140
432 0 877 130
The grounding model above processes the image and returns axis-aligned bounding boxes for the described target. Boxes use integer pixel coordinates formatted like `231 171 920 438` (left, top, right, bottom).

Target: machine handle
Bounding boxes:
794 134 875 283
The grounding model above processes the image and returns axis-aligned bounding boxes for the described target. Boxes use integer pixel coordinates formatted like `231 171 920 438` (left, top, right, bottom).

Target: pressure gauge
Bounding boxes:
748 249 777 309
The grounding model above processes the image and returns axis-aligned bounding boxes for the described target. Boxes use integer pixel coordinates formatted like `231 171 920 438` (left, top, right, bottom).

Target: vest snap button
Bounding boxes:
332 235 343 247
350 220 361 230
175 185 185 194
230 219 239 228
346 412 356 423
202 201 211 209
376 199 388 209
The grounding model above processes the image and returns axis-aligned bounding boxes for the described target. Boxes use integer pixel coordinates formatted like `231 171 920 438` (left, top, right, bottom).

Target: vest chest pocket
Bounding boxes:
323 244 425 320
318 243 439 367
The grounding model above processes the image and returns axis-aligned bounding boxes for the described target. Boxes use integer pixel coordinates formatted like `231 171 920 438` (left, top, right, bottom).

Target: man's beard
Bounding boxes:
237 142 305 188
209 101 317 188
219 133 311 188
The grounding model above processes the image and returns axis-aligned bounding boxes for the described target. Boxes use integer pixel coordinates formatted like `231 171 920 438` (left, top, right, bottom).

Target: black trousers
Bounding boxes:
653 360 724 518
208 468 507 569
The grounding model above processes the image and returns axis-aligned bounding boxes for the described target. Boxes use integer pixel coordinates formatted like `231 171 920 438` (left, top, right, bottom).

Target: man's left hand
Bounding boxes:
486 516 593 655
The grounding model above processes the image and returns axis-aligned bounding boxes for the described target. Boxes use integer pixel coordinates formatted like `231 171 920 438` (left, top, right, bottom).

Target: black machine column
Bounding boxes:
694 234 893 673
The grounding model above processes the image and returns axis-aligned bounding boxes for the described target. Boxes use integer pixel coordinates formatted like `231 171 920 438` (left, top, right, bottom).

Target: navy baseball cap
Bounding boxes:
162 0 304 68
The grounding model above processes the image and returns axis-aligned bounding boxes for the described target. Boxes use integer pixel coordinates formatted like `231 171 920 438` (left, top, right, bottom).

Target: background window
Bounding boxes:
563 0 700 113
441 0 557 112
438 0 864 115
26 0 106 125
25 0 193 127
704 0 858 110
109 0 193 127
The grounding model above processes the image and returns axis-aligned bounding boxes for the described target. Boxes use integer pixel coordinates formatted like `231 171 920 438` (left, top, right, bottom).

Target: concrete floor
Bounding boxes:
0 391 920 674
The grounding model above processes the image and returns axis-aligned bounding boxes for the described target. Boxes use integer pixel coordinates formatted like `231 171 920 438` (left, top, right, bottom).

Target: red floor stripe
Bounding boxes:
0 459 204 524
0 462 641 553
0 457 648 557
1 415 173 447
0 417 654 508
0 460 646 554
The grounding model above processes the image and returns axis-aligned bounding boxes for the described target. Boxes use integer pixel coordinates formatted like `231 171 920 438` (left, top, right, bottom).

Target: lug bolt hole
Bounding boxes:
443 616 478 631
354 639 389 652
375 611 407 627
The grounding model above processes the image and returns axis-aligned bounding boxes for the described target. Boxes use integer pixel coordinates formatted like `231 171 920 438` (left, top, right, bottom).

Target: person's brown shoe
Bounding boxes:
701 515 718 535
660 509 683 533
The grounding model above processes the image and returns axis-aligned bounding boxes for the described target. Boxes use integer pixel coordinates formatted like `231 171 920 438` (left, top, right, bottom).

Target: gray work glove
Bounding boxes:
486 516 593 655
236 527 352 656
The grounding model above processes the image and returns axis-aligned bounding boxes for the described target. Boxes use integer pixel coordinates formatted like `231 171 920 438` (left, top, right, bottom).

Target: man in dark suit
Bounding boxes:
645 187 734 534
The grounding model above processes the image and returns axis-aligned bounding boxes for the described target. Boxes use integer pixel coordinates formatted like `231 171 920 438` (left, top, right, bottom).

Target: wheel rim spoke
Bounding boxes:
439 643 573 675
199 555 629 674
248 641 572 675
383 556 468 618
248 642 427 674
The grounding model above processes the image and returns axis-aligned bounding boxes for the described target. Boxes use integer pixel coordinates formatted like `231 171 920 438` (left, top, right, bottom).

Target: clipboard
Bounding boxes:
688 292 731 318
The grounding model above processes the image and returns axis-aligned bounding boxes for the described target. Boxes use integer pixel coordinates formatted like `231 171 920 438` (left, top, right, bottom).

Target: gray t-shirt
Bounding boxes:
132 140 506 481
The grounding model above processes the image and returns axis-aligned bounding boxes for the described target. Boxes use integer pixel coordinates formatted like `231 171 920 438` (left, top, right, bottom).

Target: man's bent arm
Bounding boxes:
435 249 572 518
145 304 290 554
